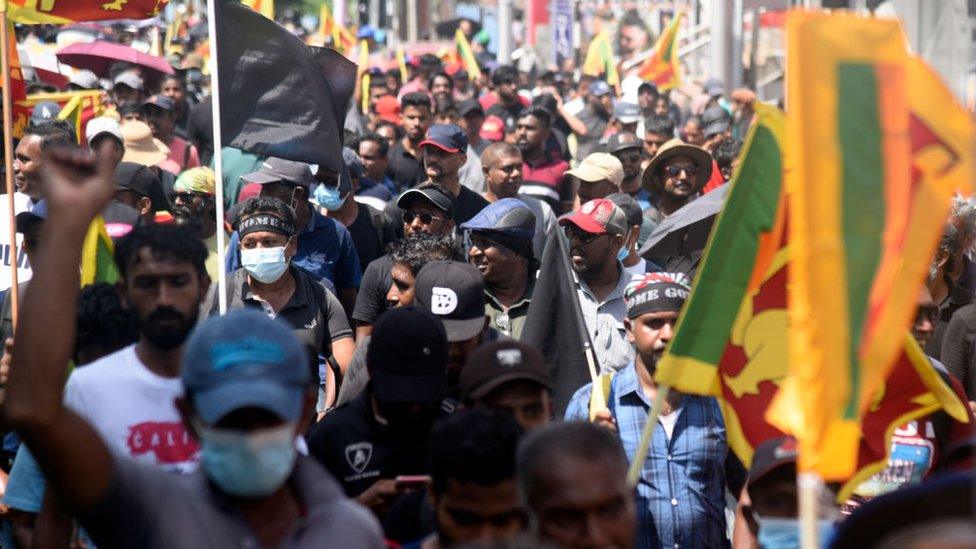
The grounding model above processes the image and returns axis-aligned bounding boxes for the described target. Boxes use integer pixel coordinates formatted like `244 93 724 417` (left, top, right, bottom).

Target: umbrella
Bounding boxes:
639 183 730 260
56 40 173 86
18 45 69 88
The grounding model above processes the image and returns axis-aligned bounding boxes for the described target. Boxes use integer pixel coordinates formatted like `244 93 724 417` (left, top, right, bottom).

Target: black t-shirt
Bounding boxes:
306 389 430 498
387 140 424 190
352 254 394 325
486 101 524 134
347 205 384 275
186 97 214 166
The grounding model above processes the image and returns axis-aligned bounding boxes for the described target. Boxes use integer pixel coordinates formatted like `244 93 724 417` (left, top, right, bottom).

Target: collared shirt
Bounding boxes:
77 454 383 548
566 363 731 549
485 275 535 340
387 140 424 190
226 207 362 289
204 266 352 357
519 151 571 212
576 265 634 373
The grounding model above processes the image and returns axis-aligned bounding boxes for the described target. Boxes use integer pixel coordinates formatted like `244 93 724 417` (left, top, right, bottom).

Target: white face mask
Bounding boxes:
241 246 289 283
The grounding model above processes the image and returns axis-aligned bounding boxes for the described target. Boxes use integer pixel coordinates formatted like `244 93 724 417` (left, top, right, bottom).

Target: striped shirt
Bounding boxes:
566 362 732 549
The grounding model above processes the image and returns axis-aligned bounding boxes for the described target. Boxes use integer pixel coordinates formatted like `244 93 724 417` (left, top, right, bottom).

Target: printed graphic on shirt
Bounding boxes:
853 420 935 499
126 422 199 473
345 442 374 475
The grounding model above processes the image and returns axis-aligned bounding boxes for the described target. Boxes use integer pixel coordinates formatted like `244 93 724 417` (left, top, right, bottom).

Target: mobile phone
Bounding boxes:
394 475 432 490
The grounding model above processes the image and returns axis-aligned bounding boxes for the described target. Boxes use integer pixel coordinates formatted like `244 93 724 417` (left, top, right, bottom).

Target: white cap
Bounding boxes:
113 71 143 91
69 69 99 90
85 116 123 147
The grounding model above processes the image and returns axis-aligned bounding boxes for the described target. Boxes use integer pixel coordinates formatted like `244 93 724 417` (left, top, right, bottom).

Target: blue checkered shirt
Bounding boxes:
566 363 731 549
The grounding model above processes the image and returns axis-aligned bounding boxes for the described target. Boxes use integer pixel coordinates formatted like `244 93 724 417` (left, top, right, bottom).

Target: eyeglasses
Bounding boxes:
563 225 601 244
174 191 214 204
403 210 444 225
666 165 698 177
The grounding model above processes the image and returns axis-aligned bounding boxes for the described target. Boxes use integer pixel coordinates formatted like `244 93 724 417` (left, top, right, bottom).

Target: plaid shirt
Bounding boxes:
566 363 731 549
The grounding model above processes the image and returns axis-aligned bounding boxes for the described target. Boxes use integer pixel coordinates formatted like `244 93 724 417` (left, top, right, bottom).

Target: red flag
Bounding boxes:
3 0 168 24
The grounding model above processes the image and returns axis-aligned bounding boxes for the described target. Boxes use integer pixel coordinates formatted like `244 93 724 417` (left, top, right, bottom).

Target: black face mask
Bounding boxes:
376 400 439 436
136 305 198 351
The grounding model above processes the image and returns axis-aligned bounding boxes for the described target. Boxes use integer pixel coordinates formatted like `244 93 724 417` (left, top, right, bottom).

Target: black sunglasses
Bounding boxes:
403 210 443 225
666 164 698 177
563 225 601 244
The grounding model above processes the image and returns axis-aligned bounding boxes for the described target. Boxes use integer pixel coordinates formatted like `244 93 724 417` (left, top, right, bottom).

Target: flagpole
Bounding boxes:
1 12 20 329
798 472 822 549
626 385 670 487
207 0 228 315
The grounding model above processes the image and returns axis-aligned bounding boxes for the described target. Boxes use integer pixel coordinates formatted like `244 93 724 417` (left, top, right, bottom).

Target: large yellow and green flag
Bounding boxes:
581 30 619 86
80 216 118 286
638 13 684 91
455 28 482 81
769 12 973 481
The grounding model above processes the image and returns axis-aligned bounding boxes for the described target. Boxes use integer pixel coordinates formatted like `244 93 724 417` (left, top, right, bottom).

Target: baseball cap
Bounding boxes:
86 116 124 147
113 71 144 91
701 105 731 138
367 307 448 403
121 121 169 167
703 77 725 98
68 69 100 90
374 95 400 124
357 24 376 39
613 102 640 124
115 161 164 203
415 260 487 342
16 200 47 234
606 192 643 228
420 124 468 154
141 95 175 113
558 198 629 237
460 340 551 401
459 198 536 258
637 82 659 96
182 309 311 424
459 98 484 117
747 437 798 487
30 101 60 127
479 115 505 141
589 80 612 97
565 152 624 187
397 183 457 219
606 132 643 154
241 157 313 189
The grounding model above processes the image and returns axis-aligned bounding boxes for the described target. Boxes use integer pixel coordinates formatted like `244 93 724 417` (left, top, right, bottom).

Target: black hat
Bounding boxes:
701 105 731 138
115 162 165 207
747 437 798 488
460 340 551 401
15 200 47 234
241 157 313 189
606 131 644 154
367 307 448 403
606 192 643 228
397 183 457 219
415 260 486 342
459 98 485 117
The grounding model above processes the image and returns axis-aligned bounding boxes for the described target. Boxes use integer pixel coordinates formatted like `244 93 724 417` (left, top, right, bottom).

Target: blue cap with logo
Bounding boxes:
589 80 612 97
420 124 468 154
182 310 311 424
30 101 61 127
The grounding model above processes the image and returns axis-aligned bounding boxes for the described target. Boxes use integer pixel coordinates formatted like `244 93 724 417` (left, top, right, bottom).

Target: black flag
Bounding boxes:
522 226 601 415
215 0 356 171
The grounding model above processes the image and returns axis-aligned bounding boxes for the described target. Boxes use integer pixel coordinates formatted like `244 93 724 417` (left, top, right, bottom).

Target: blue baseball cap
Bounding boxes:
182 310 311 424
589 80 612 97
357 24 376 39
30 101 61 127
460 198 537 259
420 124 468 154
15 200 47 234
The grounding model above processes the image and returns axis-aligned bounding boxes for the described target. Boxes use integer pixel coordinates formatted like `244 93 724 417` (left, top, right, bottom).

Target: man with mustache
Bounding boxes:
12 121 76 206
171 167 220 280
566 272 740 549
641 139 713 221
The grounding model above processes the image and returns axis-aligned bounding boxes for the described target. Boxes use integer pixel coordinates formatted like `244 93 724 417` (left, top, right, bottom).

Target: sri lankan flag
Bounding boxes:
242 0 274 19
768 12 972 481
396 45 409 85
455 29 481 81
0 20 29 138
653 103 968 500
2 0 167 24
80 216 118 286
56 91 106 145
581 30 619 86
637 13 683 90
319 4 354 54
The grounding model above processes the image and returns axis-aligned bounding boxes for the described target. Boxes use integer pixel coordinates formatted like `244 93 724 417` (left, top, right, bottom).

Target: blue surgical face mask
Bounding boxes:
196 421 297 498
240 245 289 284
757 517 834 549
314 184 345 210
617 245 630 262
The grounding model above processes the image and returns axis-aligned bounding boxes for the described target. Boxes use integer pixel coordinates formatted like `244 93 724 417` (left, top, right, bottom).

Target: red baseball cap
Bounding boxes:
374 95 400 124
480 115 505 141
558 198 629 236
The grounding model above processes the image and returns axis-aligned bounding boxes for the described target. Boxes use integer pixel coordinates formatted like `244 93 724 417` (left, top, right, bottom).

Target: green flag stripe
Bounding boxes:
666 124 783 364
837 63 885 418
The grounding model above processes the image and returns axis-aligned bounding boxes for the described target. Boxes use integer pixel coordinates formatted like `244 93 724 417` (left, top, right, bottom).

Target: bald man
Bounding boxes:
480 142 556 259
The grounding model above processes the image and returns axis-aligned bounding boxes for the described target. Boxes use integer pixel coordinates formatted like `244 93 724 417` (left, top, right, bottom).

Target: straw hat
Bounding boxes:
641 139 712 193
121 121 169 167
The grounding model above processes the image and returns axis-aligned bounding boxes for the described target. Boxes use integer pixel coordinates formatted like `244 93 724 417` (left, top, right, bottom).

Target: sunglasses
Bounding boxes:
666 165 698 177
403 210 443 225
563 225 601 244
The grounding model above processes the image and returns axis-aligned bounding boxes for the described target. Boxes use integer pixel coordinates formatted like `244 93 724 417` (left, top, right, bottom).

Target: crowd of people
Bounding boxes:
0 6 974 549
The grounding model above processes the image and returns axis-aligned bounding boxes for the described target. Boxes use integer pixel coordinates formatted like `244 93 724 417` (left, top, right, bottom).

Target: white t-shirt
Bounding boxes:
64 345 199 474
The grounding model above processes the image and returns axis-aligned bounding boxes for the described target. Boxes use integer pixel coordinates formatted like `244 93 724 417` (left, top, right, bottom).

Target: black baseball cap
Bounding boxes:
415 260 486 342
606 131 643 154
367 307 448 403
459 98 485 117
16 200 47 234
115 162 165 205
606 192 643 228
141 95 175 113
747 436 798 488
396 183 457 219
241 157 313 189
460 340 551 401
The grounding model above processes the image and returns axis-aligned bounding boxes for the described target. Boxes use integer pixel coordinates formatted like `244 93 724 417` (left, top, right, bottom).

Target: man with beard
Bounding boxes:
572 80 613 161
607 132 653 212
12 121 75 206
480 142 555 259
307 307 449 520
388 92 433 189
417 124 489 222
640 139 713 222
566 272 740 549
484 65 529 138
514 107 572 214
171 167 219 279
559 199 634 373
